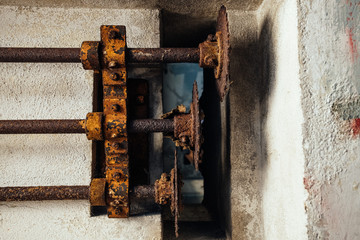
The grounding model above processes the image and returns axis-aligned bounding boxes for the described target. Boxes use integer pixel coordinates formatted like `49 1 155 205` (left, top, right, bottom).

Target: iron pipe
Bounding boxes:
0 119 174 134
0 47 199 63
0 185 155 201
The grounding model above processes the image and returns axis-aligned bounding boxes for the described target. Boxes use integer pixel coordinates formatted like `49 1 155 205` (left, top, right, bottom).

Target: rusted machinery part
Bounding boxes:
154 151 182 237
131 185 155 199
0 47 199 64
191 81 201 171
215 5 230 101
0 184 156 203
127 48 199 63
172 82 202 170
0 186 90 201
0 47 81 62
128 119 174 133
198 5 230 101
0 118 174 135
0 119 85 134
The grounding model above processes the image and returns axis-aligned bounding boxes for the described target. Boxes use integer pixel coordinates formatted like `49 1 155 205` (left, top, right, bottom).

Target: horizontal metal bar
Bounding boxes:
0 119 85 134
0 119 174 134
0 185 154 201
128 119 174 133
0 47 199 63
0 48 81 62
127 48 199 63
0 186 89 201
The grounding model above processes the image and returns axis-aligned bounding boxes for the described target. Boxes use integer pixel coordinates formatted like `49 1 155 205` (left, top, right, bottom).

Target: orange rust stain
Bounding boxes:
351 118 360 136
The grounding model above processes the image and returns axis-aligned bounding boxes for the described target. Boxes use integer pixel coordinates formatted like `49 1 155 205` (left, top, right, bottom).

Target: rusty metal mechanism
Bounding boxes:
0 5 229 238
0 6 230 101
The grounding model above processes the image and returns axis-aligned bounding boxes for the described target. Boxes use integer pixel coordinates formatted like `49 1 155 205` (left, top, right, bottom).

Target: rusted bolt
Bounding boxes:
108 61 117 68
110 73 119 81
111 104 121 112
112 142 121 150
108 30 118 39
113 172 121 180
136 95 145 105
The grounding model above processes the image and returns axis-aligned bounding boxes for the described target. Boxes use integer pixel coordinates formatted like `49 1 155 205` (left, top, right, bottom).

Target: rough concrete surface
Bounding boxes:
298 0 360 239
0 6 161 239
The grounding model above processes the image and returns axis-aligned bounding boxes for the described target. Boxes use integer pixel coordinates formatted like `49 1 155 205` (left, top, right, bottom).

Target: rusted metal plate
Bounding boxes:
215 5 230 101
100 25 129 218
154 149 183 237
172 82 202 170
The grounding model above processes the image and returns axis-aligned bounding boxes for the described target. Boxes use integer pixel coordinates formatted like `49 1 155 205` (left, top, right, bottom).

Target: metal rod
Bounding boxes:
0 186 89 201
0 47 200 63
128 119 174 133
0 119 174 134
127 48 199 63
0 120 85 134
0 185 155 201
0 48 81 62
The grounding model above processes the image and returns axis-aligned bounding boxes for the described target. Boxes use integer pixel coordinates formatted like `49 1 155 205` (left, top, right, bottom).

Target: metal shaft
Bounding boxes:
0 47 199 63
0 186 89 201
0 119 174 134
0 185 154 201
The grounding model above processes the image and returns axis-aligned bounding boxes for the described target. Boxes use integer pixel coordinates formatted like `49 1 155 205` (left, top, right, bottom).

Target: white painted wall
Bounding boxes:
260 0 308 239
0 6 161 240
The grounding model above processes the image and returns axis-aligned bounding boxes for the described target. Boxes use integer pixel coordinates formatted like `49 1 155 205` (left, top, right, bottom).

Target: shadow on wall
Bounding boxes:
225 13 275 238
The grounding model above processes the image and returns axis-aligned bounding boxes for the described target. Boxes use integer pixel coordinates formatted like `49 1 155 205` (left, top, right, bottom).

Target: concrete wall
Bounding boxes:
298 0 360 239
0 6 161 240
228 0 360 239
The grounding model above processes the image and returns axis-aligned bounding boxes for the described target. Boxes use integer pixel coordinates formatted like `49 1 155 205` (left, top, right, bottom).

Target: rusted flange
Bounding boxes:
85 112 103 140
199 6 230 101
154 159 182 237
80 41 100 70
90 178 106 206
172 81 202 170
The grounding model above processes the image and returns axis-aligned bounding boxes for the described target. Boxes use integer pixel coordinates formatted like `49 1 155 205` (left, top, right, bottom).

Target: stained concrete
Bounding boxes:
0 6 161 240
298 0 360 239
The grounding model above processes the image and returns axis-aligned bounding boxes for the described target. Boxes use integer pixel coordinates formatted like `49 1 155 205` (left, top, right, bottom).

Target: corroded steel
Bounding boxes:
128 119 174 133
90 178 106 206
154 150 182 237
0 119 85 134
0 48 80 62
127 48 199 63
0 186 89 201
199 35 218 69
101 25 129 218
173 82 202 170
0 184 156 202
85 112 103 140
132 185 155 199
215 6 230 101
80 41 100 70
0 47 199 63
